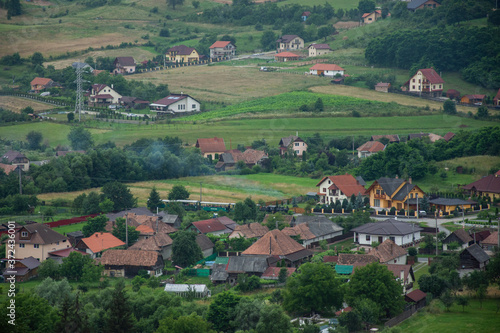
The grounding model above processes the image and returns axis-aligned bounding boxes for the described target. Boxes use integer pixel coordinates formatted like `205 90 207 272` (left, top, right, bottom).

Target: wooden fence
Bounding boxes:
384 304 418 328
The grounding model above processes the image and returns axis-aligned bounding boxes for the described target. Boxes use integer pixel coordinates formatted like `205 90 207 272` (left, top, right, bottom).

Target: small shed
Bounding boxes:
275 52 299 62
164 284 211 298
404 289 427 310
459 244 490 270
446 89 460 100
375 82 391 93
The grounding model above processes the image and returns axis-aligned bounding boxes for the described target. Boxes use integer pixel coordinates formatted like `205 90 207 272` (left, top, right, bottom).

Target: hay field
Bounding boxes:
129 65 324 104
0 96 58 112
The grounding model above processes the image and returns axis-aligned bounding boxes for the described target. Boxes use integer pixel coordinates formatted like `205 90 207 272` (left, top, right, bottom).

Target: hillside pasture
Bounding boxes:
0 96 58 113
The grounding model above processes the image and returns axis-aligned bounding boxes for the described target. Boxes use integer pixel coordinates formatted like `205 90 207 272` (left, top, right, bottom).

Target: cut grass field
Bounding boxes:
396 298 500 333
0 96 61 113
1 114 495 149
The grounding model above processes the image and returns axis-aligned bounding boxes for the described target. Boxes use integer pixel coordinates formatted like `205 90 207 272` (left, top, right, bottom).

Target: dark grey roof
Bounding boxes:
407 0 431 10
462 244 489 263
393 183 416 201
277 35 300 43
286 248 314 262
443 229 473 244
429 198 477 206
210 263 229 281
356 176 366 186
67 231 84 238
196 234 214 251
408 133 429 140
227 256 268 273
306 221 343 238
352 219 422 236
279 135 302 147
20 256 41 270
377 177 405 197
292 215 332 226
158 213 180 224
106 207 154 221
220 153 235 164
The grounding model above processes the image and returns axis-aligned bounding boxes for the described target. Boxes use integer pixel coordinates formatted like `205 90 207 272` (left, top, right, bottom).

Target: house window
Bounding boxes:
439 85 442 88
365 235 370 241
295 143 299 146
21 231 28 237
295 150 299 154
394 259 397 263
34 244 40 249
323 188 326 193
374 199 380 207
192 104 196 109
20 244 25 248
390 236 395 242
418 79 421 83
412 85 415 89
412 79 415 83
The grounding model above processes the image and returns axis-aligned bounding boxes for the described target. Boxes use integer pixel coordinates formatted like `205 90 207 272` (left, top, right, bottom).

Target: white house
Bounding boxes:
352 219 422 246
209 41 236 59
150 94 200 114
88 84 122 106
316 174 366 205
403 68 444 97
309 64 345 77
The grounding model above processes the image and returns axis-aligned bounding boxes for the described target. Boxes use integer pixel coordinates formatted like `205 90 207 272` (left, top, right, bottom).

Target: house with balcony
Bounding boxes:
209 41 236 60
88 84 122 106
166 45 200 63
113 57 136 74
276 35 304 51
316 174 366 205
403 68 444 97
2 150 29 171
279 135 307 157
366 177 425 212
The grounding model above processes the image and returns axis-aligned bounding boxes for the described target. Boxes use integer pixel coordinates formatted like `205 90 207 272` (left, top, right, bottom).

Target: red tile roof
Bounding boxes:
310 64 345 71
316 174 366 197
48 248 87 257
335 306 352 316
370 239 407 263
462 172 500 194
282 224 316 240
210 41 231 48
419 68 444 84
0 163 17 175
196 137 226 153
191 219 227 234
261 266 296 279
357 141 385 153
100 249 161 267
275 52 299 58
231 223 269 239
443 132 455 142
482 232 498 246
323 255 338 263
463 94 485 100
405 289 426 302
80 232 125 254
30 77 52 86
242 229 305 256
384 264 413 281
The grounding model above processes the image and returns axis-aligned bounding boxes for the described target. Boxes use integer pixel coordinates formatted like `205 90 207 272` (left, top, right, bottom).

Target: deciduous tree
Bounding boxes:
68 126 94 150
82 214 108 237
112 217 139 246
172 230 203 267
168 184 190 201
206 291 241 332
26 131 43 150
101 181 137 211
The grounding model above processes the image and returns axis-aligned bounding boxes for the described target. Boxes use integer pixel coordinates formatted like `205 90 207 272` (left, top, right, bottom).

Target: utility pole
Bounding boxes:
125 212 129 249
74 62 84 122
17 166 22 195
200 182 202 202
435 210 439 256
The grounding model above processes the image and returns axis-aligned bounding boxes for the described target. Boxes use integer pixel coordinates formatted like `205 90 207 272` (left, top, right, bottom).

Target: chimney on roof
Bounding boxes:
408 177 412 184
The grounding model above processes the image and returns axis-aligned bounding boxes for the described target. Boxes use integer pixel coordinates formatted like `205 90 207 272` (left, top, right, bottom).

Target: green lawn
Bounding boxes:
412 263 429 290
51 222 88 236
397 299 500 333
278 0 359 9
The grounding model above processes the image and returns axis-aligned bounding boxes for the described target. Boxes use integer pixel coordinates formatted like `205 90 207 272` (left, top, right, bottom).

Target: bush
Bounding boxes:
408 247 418 256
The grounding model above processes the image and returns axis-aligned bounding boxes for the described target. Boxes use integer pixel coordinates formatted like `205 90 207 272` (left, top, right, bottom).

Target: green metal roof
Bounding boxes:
335 264 353 275
214 257 229 265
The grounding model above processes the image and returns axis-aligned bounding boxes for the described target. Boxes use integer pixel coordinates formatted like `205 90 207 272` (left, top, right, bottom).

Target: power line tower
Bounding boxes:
74 62 84 121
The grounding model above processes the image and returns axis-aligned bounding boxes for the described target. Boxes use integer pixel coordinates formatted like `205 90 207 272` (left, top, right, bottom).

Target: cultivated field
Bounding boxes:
0 96 58 112
36 174 318 206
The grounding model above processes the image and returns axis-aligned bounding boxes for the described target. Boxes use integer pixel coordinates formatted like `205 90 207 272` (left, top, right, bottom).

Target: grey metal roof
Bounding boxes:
407 0 431 10
429 198 477 206
220 153 235 164
164 284 209 293
462 244 490 263
307 222 343 238
210 264 229 281
352 219 422 236
67 231 84 237
292 215 332 226
20 256 41 270
393 183 416 201
196 234 214 251
377 177 405 197
159 213 180 224
356 176 366 186
227 256 268 273
286 248 314 262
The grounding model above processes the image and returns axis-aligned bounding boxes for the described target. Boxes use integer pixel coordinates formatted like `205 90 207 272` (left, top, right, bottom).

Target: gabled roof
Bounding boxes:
494 88 500 102
167 45 197 55
129 233 173 251
196 137 226 153
392 183 417 201
275 52 300 58
443 132 455 142
482 232 498 246
231 223 269 239
196 234 214 251
367 177 406 198
226 256 268 273
17 223 67 244
375 82 390 87
114 57 135 67
352 219 422 236
19 256 42 270
100 249 162 267
279 135 303 147
217 216 237 229
405 289 427 302
460 244 490 264
357 141 385 153
282 223 316 240
337 253 379 267
277 35 301 43
80 232 125 253
262 214 293 226
48 248 86 257
472 230 491 243
419 68 444 84
2 150 26 162
323 255 338 263
310 64 345 71
309 43 331 50
0 163 17 175
30 77 52 86
210 41 232 49
462 172 500 194
463 94 486 100
191 218 227 234
370 239 407 263
151 94 188 107
384 264 414 282
371 134 400 143
242 229 306 256
316 174 366 197
90 84 108 94
428 133 444 142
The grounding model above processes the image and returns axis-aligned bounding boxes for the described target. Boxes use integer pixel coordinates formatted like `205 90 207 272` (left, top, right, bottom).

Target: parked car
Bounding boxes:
40 92 50 96
418 211 427 217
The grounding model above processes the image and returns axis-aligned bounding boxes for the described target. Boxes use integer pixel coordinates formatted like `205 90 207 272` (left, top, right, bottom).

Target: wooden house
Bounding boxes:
459 244 490 270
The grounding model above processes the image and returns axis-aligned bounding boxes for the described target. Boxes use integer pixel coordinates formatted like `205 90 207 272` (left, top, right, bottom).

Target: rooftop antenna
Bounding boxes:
74 61 84 121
